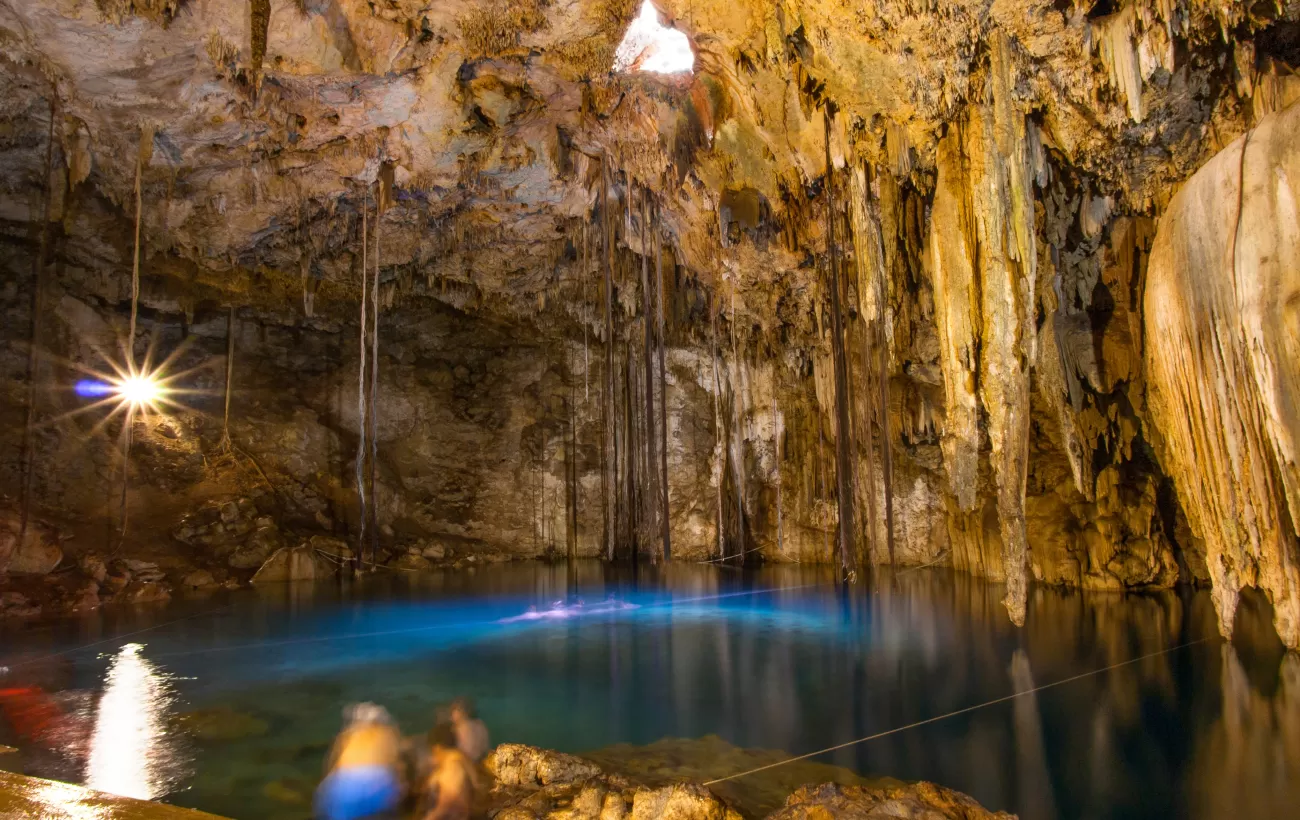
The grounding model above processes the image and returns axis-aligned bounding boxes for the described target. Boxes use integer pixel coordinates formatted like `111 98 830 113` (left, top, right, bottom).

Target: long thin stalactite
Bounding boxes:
600 160 617 561
824 106 858 580
370 175 383 566
16 94 57 562
355 187 370 571
638 189 661 560
654 202 671 561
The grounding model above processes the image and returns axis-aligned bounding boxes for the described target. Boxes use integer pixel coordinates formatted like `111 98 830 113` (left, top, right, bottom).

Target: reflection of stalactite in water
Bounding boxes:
1009 650 1059 820
1193 645 1300 817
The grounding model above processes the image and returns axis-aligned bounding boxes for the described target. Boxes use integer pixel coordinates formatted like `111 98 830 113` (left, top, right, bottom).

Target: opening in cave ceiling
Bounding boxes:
613 0 695 75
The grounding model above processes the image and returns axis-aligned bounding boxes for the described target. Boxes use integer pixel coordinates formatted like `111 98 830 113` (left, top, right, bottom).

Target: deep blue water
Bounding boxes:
1 563 1296 819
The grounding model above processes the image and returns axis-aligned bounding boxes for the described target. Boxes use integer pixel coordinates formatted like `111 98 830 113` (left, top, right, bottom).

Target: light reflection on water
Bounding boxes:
84 644 176 800
0 564 1297 819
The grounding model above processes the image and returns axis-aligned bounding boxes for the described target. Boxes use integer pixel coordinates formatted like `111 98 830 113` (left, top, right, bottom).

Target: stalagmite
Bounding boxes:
823 106 857 580
1145 101 1300 649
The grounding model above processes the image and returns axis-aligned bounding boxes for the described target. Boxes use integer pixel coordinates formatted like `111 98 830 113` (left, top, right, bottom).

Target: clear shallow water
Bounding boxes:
1 563 1297 820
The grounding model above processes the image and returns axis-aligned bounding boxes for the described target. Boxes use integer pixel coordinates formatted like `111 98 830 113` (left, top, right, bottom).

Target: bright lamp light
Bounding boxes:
116 374 165 409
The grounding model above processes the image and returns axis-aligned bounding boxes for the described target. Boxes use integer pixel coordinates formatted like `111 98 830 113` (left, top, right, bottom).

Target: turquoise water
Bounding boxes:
1 563 1296 819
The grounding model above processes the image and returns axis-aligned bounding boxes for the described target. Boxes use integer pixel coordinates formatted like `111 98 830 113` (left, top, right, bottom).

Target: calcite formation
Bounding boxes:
0 0 1297 645
1144 100 1300 649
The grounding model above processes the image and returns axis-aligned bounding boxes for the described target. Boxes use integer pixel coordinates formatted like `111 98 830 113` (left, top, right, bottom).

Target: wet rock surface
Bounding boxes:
769 782 1015 820
484 744 1009 820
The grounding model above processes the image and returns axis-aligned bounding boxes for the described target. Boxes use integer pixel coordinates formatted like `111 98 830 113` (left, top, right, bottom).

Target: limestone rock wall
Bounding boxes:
0 0 1298 644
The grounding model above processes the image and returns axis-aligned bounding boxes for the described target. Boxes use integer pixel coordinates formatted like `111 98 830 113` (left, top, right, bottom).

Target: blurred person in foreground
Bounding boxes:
315 703 404 820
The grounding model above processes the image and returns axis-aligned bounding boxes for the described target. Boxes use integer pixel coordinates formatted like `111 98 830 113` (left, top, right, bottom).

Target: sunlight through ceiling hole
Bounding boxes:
613 1 695 75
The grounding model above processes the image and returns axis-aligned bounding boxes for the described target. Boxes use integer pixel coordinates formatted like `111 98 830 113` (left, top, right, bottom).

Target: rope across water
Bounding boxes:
701 636 1211 785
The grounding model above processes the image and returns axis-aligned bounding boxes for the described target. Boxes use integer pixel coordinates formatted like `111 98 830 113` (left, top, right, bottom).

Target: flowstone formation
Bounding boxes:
0 1 1298 644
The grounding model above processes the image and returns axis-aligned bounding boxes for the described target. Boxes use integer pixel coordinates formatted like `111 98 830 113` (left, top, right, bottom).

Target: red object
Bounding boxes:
0 685 65 744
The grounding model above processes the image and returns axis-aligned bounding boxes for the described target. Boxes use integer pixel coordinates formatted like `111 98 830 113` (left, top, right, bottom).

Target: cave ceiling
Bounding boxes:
0 0 1280 341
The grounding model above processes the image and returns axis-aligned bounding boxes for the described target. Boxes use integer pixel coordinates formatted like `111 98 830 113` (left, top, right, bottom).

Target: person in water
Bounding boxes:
420 722 478 820
316 703 404 820
448 697 489 763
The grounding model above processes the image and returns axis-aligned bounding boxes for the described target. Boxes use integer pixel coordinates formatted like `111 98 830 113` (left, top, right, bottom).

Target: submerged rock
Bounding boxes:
173 706 270 742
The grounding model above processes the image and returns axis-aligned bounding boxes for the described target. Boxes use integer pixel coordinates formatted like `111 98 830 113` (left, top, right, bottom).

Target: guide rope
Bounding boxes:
701 636 1212 785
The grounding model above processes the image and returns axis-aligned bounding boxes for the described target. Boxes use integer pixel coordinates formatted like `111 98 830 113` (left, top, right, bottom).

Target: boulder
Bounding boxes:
629 784 741 820
389 553 434 572
228 524 283 569
78 553 108 582
7 532 62 575
181 569 217 588
67 581 101 612
0 592 40 619
305 534 352 561
122 559 165 583
488 744 605 787
123 581 172 604
251 546 335 583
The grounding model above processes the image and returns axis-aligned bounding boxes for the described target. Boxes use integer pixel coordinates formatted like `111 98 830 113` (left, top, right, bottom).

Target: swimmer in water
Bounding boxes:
315 703 403 820
420 722 479 820
448 697 490 763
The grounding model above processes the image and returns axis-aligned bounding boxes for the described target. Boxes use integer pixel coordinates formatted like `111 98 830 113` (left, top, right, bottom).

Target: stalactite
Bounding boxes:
710 296 725 561
355 187 370 569
600 160 617 561
928 129 980 513
823 106 857 581
638 189 661 560
249 0 271 94
370 174 385 566
219 306 236 452
773 395 784 554
128 124 153 373
975 34 1037 626
567 349 579 562
582 220 590 403
16 94 57 566
877 333 897 570
654 202 670 561
729 283 744 564
927 33 1037 623
849 162 896 569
